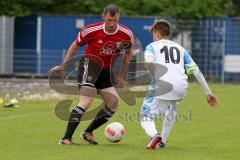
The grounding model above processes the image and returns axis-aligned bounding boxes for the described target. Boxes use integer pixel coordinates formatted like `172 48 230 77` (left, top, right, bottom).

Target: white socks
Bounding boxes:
140 109 177 144
140 116 158 138
161 110 176 144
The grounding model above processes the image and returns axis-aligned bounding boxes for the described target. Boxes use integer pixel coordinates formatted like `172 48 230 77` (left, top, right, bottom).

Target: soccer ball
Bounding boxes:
104 122 126 143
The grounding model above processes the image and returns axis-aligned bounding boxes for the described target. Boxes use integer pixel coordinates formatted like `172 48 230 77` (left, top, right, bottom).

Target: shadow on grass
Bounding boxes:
64 142 131 148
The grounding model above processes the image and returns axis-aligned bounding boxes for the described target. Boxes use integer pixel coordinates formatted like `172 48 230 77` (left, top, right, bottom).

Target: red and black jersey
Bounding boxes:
75 22 134 69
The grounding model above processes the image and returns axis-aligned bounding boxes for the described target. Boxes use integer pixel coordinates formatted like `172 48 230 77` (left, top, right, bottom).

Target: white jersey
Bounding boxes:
144 39 199 100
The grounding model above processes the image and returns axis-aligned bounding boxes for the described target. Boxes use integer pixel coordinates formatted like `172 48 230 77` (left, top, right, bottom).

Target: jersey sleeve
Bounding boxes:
75 27 88 46
126 31 134 50
184 50 199 74
144 44 155 63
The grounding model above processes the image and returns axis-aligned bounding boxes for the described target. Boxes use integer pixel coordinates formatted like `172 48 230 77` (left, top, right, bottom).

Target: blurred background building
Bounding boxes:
1 0 240 83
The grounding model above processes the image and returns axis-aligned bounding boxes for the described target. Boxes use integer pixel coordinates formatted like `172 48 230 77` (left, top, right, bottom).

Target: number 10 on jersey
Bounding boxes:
160 45 180 64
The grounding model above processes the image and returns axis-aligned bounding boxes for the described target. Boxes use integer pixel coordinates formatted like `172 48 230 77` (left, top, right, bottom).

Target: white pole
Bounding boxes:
205 20 209 78
36 16 42 75
221 20 226 84
1 16 6 74
62 49 66 63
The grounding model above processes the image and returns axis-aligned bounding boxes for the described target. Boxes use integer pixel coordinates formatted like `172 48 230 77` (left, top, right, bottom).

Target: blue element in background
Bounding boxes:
14 15 240 81
191 18 240 82
14 15 154 74
14 16 37 73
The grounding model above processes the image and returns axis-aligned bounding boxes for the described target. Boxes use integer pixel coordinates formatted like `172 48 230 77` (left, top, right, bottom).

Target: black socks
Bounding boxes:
85 105 115 133
63 106 85 139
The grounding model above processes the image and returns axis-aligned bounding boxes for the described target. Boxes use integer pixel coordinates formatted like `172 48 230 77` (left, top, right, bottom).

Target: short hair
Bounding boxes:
150 19 171 37
103 4 120 16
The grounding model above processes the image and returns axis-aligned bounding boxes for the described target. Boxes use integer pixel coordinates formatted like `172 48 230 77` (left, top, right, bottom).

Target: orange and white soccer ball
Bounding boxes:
104 122 126 143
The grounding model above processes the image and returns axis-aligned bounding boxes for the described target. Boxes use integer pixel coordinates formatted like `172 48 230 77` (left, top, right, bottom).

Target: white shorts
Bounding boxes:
140 91 180 117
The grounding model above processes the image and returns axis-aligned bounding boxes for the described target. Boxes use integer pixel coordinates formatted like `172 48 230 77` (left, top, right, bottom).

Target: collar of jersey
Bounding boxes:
103 23 119 35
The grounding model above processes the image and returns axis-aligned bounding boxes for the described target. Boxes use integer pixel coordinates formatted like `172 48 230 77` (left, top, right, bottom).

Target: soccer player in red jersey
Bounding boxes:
51 4 134 145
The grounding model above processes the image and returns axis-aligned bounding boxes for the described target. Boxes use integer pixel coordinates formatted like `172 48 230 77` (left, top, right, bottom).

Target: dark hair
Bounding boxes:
103 4 120 16
150 19 171 37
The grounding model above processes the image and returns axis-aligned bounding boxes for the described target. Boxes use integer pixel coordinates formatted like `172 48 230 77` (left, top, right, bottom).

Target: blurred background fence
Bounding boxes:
1 15 240 83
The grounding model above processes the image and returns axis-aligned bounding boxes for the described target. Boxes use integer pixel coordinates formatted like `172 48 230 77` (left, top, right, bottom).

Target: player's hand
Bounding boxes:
50 65 63 73
115 76 125 88
206 94 218 107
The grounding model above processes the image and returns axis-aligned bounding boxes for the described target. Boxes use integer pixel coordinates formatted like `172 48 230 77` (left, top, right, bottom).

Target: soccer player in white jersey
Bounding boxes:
140 19 218 150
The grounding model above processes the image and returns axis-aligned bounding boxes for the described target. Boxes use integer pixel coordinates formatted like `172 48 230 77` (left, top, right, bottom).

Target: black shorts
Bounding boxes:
77 57 115 90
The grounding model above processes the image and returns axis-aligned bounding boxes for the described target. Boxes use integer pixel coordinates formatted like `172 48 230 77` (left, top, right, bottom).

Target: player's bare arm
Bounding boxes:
51 41 79 72
116 48 132 88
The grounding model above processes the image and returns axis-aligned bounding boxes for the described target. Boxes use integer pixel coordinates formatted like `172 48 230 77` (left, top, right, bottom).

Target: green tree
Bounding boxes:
0 0 239 19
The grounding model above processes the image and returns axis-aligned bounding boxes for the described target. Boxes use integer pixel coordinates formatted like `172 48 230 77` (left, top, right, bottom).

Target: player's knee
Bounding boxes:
140 115 152 123
140 104 151 117
165 110 177 121
106 95 119 110
78 97 93 109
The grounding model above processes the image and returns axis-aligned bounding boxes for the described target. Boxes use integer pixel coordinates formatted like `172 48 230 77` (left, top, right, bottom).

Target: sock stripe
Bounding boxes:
102 106 114 116
73 106 85 114
63 106 84 139
84 105 115 133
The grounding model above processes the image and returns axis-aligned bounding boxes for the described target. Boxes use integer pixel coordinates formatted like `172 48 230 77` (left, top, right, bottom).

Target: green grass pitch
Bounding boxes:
0 84 240 160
